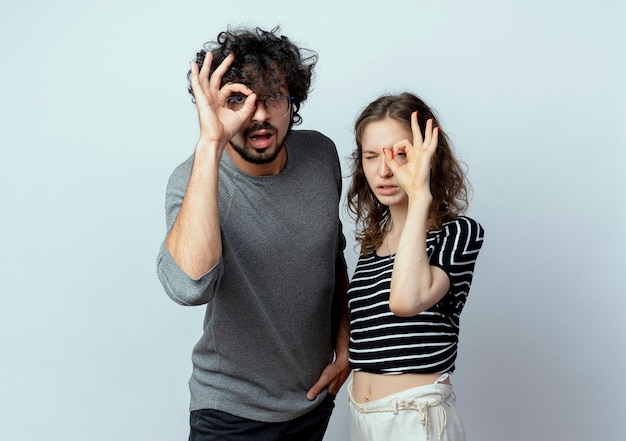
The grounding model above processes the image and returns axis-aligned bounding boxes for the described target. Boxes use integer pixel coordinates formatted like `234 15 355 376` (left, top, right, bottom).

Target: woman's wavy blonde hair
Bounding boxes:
347 92 470 255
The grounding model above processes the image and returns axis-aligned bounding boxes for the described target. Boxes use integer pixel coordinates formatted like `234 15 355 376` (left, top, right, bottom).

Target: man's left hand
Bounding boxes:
306 359 351 400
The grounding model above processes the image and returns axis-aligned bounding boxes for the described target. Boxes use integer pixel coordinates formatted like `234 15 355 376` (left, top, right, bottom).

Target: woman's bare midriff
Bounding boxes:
351 371 450 404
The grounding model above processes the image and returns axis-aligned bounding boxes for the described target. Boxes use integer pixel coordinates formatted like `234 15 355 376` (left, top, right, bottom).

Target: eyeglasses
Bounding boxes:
226 93 293 118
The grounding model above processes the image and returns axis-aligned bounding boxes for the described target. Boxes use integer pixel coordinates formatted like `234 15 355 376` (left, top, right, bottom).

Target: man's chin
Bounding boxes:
231 143 283 165
246 151 276 165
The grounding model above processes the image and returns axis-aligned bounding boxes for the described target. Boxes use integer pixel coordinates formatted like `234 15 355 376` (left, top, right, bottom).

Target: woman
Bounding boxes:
346 92 484 440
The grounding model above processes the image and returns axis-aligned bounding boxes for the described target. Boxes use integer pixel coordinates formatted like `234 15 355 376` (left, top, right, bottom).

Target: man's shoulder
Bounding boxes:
166 153 195 188
286 130 338 164
173 153 195 173
287 129 335 149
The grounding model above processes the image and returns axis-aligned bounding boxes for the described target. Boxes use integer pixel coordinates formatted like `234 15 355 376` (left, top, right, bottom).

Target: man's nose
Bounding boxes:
251 100 268 121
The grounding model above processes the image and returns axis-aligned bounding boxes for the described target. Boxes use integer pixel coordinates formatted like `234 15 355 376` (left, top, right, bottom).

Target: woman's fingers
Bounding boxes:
389 138 410 159
383 148 401 174
411 111 423 148
431 126 439 151
411 112 440 151
423 117 433 148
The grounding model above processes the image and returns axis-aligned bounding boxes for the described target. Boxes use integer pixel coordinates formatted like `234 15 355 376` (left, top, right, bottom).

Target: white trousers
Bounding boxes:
348 378 466 441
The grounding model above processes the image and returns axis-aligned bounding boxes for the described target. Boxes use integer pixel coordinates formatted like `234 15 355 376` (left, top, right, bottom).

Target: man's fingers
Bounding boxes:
306 378 326 400
209 53 234 89
189 62 199 88
219 83 257 112
198 51 213 91
189 62 209 106
306 364 342 400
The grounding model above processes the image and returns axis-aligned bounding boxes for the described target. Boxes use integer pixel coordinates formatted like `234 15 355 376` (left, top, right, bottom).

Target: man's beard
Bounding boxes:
230 122 286 165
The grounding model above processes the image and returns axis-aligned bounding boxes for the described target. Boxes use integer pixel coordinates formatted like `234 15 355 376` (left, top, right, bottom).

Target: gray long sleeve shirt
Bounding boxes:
157 130 347 422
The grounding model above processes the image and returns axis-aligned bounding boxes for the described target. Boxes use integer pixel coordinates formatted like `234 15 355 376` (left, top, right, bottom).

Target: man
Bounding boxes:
156 26 350 440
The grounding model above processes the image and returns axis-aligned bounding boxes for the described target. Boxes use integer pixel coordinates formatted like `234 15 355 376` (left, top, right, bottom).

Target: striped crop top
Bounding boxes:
348 216 484 375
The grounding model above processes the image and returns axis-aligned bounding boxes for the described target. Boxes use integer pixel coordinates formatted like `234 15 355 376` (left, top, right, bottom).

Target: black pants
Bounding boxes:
189 393 336 441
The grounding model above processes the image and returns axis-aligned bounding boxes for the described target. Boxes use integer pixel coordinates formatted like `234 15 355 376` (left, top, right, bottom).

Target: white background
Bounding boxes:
1 1 624 440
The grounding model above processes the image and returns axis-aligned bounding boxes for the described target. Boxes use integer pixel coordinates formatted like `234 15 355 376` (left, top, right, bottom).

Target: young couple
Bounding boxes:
157 25 484 441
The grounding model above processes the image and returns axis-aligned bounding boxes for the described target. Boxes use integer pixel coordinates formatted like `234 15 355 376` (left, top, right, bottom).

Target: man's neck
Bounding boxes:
224 144 288 176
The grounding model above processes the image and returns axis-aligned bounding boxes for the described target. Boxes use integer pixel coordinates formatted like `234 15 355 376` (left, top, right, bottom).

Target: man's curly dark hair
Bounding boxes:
187 26 318 126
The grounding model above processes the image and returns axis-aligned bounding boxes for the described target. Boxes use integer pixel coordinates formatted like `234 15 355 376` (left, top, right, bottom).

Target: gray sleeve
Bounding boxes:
156 242 223 306
329 135 348 274
155 156 223 306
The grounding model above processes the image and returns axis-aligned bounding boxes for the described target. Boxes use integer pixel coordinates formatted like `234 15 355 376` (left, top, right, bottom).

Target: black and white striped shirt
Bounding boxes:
348 216 484 374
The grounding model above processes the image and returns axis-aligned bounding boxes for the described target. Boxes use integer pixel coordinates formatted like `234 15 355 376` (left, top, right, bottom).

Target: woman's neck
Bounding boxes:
387 205 408 234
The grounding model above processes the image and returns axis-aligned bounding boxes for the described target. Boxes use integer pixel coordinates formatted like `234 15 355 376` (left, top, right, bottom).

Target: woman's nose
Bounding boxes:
378 156 392 177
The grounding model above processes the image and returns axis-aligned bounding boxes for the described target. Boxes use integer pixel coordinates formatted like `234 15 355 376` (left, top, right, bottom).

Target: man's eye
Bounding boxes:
227 95 246 104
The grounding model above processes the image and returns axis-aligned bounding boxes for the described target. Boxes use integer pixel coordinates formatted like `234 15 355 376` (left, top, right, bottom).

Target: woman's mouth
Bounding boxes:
376 185 399 196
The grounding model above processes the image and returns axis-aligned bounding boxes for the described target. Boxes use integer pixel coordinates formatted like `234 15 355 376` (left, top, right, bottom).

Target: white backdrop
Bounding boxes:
1 1 624 440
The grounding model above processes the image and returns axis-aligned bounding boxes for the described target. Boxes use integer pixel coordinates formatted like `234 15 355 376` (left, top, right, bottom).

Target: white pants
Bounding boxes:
348 378 466 441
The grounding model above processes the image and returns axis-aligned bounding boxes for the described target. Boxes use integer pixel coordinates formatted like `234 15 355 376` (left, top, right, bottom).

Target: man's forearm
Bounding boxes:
332 270 350 361
165 140 224 279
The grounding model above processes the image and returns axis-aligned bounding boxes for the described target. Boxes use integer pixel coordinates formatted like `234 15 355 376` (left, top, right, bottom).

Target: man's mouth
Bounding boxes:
250 133 272 141
248 131 274 149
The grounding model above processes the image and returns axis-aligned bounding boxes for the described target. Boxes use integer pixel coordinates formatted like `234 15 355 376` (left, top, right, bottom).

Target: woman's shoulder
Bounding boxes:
441 216 484 233
432 216 485 248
